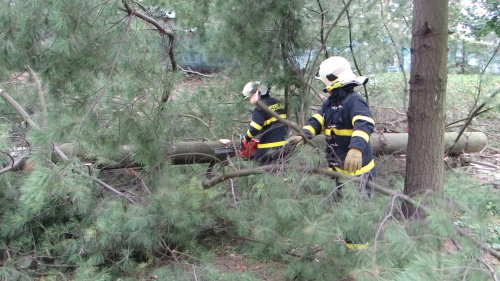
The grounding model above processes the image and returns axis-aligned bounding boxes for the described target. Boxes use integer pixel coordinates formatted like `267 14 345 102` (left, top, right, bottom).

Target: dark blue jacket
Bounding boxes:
245 93 288 164
301 87 375 176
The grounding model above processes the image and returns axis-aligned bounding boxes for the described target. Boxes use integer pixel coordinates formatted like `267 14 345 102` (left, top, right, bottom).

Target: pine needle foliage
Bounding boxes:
0 0 499 280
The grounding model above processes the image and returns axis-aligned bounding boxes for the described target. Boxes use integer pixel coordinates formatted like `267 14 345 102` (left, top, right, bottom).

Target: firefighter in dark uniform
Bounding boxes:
286 56 376 248
240 81 288 165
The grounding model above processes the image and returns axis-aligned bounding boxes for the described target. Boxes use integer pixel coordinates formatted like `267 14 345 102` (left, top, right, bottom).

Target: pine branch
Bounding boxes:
446 89 499 154
372 194 399 269
344 2 371 104
446 103 487 155
1 89 136 204
52 145 137 204
179 114 217 139
320 0 355 54
26 65 47 126
478 258 499 281
202 164 500 260
316 0 328 59
449 43 500 153
77 12 133 144
445 107 492 127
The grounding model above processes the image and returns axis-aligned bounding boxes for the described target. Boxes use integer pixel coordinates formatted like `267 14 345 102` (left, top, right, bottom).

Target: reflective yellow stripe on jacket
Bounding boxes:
324 129 370 142
257 141 286 148
333 128 353 136
263 114 287 126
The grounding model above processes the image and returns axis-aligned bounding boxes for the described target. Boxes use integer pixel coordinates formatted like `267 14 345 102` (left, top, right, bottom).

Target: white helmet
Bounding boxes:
316 56 368 92
242 81 268 99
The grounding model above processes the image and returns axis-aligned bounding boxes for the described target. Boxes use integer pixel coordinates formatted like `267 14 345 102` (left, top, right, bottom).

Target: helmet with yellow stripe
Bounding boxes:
316 56 368 92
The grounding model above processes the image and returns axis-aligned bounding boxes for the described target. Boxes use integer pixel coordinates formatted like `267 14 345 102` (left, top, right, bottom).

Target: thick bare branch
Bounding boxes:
254 99 317 148
122 0 175 37
26 65 47 126
0 89 40 130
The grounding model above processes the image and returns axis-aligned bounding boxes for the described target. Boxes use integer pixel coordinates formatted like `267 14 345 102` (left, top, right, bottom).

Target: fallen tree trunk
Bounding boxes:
168 132 487 164
54 132 487 166
370 131 487 155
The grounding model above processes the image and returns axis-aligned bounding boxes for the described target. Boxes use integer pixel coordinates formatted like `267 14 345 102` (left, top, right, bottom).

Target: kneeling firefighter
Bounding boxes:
239 81 289 165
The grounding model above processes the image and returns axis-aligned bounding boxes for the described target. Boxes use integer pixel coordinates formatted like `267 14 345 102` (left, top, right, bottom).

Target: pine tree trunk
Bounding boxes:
403 0 449 219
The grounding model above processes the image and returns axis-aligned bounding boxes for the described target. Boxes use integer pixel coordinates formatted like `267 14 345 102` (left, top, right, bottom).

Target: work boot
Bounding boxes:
344 239 369 250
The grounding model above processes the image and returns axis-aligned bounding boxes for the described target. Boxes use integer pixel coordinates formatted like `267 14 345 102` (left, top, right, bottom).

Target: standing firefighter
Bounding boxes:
286 56 376 248
239 81 288 165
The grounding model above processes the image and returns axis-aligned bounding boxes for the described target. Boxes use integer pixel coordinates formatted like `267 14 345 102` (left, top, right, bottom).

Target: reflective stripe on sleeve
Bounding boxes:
333 128 353 136
312 114 325 131
303 125 316 136
246 130 254 138
352 115 375 126
250 121 263 131
352 130 370 142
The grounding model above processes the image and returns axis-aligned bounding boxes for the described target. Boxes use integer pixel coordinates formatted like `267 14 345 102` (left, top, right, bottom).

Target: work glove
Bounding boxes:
344 148 362 173
285 135 304 148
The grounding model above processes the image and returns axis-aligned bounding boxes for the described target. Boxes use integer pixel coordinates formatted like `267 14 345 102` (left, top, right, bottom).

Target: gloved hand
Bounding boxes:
285 135 304 147
344 148 362 173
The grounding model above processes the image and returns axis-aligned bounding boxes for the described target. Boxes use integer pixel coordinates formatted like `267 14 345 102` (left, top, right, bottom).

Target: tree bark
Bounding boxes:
403 0 449 219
